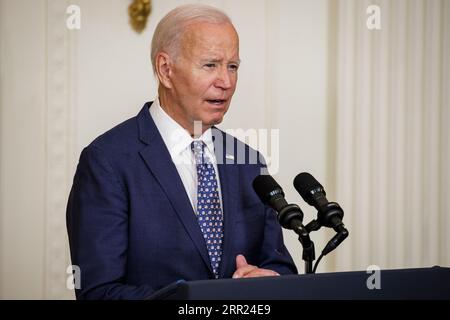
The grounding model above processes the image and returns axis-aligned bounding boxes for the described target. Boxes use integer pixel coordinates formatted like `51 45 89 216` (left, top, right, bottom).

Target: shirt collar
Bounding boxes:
150 97 215 158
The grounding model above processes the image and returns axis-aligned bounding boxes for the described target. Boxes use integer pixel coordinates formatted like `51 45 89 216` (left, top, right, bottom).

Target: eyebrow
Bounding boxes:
201 58 241 64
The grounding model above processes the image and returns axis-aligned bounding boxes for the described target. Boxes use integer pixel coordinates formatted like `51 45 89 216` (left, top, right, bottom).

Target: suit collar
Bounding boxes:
137 102 157 145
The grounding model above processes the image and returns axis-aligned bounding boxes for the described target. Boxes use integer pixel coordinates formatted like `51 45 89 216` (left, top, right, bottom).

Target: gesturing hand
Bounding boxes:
232 254 280 279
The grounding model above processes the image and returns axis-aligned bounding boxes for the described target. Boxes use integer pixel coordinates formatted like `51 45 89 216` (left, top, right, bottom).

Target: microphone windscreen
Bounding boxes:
293 172 323 200
252 175 282 203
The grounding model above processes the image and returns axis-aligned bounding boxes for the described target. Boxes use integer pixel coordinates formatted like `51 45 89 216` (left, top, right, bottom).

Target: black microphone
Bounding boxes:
253 175 305 232
294 172 344 230
293 172 348 255
253 174 315 273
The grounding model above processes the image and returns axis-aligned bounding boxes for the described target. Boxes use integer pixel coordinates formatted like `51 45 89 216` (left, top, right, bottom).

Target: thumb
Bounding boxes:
236 254 248 269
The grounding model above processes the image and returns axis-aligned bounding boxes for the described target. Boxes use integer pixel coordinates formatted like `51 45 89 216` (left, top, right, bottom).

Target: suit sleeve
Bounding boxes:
258 206 299 275
66 145 154 299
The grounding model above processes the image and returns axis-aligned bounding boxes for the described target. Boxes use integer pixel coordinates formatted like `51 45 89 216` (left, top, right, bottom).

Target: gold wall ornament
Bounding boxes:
128 0 152 33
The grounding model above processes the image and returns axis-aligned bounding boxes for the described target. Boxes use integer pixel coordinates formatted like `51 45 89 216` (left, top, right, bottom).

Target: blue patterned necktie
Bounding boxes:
191 140 223 278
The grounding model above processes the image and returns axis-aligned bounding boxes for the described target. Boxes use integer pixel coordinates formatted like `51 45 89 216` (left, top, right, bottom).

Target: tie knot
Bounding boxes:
191 140 204 152
191 140 206 164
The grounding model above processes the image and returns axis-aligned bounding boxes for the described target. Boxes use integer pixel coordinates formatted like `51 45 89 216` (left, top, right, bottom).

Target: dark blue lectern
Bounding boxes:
148 266 450 300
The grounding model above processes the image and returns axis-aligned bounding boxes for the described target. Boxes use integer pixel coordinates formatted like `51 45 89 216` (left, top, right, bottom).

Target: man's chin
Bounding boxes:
208 115 225 127
200 112 226 127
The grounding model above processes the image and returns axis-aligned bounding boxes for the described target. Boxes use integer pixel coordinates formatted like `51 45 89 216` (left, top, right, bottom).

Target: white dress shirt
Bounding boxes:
149 98 223 213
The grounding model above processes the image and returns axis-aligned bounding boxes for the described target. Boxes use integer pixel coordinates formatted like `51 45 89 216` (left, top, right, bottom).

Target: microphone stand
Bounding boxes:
290 219 316 274
303 217 349 272
305 219 321 233
278 204 316 274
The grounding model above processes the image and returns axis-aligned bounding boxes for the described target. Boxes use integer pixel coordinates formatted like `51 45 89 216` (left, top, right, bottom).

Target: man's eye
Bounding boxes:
228 64 239 71
204 63 216 68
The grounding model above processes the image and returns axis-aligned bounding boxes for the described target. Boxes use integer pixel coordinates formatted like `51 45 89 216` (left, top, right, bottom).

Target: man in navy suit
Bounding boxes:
66 4 297 300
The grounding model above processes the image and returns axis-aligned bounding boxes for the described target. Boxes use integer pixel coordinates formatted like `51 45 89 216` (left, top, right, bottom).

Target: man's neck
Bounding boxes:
157 88 209 137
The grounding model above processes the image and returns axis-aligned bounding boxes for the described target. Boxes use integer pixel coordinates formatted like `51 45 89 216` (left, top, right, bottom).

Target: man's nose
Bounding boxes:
214 67 232 90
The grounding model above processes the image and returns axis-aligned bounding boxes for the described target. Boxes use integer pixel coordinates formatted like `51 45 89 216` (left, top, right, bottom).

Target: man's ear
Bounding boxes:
155 52 173 89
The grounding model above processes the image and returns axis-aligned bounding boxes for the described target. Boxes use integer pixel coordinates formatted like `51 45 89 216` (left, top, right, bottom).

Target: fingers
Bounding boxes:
233 264 258 279
233 254 257 278
240 268 280 278
232 254 280 279
235 254 248 269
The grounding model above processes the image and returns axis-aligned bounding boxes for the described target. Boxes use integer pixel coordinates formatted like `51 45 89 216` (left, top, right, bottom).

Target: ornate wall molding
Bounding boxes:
45 0 74 299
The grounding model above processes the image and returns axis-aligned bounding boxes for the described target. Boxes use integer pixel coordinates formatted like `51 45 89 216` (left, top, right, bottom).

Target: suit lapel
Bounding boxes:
137 103 213 274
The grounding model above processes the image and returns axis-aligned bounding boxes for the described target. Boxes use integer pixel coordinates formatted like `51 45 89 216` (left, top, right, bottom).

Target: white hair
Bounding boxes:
151 4 233 74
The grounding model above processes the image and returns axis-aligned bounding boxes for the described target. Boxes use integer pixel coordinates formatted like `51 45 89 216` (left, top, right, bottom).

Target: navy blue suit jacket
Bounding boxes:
66 102 297 299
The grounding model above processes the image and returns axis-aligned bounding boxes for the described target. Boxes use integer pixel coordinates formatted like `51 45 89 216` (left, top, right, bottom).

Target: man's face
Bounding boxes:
166 22 240 133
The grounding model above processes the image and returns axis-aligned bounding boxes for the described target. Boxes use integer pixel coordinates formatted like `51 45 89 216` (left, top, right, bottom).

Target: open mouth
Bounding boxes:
206 99 227 106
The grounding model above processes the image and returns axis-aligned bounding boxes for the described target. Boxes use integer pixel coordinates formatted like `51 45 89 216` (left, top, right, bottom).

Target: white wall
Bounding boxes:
0 0 47 299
